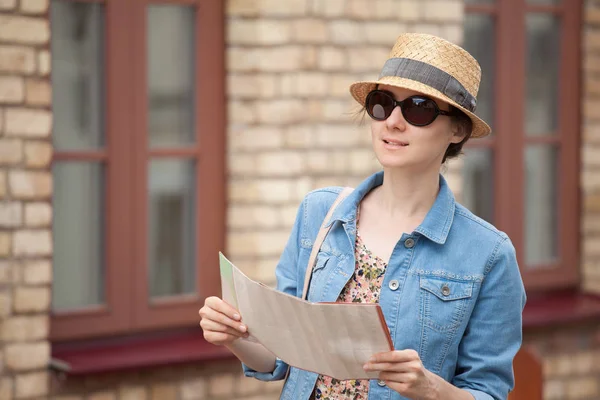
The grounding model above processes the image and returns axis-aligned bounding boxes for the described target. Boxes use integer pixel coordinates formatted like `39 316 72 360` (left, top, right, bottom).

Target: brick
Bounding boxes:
0 201 22 227
348 46 390 72
0 76 24 104
13 229 51 256
22 259 51 284
228 101 256 124
320 99 356 122
228 20 291 45
0 0 16 9
25 79 51 105
24 140 53 168
583 194 600 212
310 0 344 16
87 392 116 400
585 54 600 73
284 125 313 148
13 286 51 312
345 0 374 19
581 29 595 50
566 377 598 399
2 315 48 341
5 108 51 137
227 74 277 99
255 99 305 124
0 377 13 400
544 379 566 400
0 171 5 199
208 373 236 397
228 205 280 229
15 371 48 398
229 179 293 204
254 46 314 71
318 47 346 71
0 232 11 257
583 145 600 168
329 21 365 45
292 19 328 44
119 386 147 400
20 0 48 14
228 0 307 16
441 24 463 45
364 22 407 45
397 0 421 22
0 15 49 45
411 23 442 37
0 289 11 317
330 74 359 97
315 124 364 147
5 342 49 371
228 153 256 175
280 72 329 97
587 99 600 122
587 7 600 24
8 170 52 199
0 138 23 165
180 377 206 400
150 384 177 400
0 260 15 284
229 126 283 151
229 230 290 257
0 46 36 74
423 0 462 22
38 50 50 76
584 237 600 258
24 202 51 227
255 151 304 176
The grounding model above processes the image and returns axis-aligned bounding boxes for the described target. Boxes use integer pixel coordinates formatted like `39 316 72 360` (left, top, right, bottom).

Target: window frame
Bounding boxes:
464 0 581 293
50 0 225 341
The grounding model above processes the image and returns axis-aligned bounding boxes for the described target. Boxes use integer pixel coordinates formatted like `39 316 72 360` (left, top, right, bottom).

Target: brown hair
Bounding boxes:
443 106 473 164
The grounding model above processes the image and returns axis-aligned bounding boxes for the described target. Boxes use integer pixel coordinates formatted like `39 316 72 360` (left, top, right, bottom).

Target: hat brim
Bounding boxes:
349 76 491 138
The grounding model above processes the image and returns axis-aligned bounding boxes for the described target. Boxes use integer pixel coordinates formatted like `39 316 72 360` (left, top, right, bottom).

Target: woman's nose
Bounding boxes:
385 105 407 131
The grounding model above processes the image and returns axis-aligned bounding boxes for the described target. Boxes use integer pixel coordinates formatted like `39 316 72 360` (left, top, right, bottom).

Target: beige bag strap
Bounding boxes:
301 187 354 300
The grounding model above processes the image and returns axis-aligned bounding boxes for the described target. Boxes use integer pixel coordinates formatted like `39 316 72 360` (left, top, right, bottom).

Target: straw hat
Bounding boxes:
349 33 491 138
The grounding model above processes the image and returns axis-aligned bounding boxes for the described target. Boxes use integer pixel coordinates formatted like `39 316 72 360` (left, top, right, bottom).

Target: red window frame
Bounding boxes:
464 0 581 292
50 0 225 341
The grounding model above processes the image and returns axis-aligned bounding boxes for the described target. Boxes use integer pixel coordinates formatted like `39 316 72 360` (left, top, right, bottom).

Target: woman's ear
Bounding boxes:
449 121 467 144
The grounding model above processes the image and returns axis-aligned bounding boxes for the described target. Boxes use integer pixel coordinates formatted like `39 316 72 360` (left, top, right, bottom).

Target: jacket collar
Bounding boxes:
325 170 456 245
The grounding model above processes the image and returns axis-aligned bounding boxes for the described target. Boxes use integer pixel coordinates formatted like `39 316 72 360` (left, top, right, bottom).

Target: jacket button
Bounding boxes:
377 380 386 387
441 284 451 296
404 238 415 248
388 279 399 291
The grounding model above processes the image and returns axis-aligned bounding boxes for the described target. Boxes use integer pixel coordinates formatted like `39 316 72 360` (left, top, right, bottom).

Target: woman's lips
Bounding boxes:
382 138 408 148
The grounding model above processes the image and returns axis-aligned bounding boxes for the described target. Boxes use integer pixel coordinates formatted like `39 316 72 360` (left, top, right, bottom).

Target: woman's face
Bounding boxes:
369 85 465 171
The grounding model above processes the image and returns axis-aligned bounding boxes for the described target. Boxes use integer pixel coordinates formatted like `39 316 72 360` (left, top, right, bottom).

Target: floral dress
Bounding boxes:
311 217 387 400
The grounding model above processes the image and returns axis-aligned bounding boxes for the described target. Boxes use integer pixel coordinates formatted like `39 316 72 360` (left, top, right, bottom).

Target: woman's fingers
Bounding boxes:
205 296 241 322
200 318 248 338
199 297 246 333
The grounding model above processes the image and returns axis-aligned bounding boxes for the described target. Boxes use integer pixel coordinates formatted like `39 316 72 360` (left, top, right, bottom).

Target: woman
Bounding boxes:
199 33 526 400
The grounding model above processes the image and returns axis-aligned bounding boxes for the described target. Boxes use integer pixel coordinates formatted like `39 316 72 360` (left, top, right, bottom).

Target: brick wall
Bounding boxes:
528 2 600 400
583 0 600 295
225 0 465 283
0 0 53 399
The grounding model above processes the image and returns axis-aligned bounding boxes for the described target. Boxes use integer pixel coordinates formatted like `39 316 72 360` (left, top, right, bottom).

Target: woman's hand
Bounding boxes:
363 349 439 400
199 296 249 346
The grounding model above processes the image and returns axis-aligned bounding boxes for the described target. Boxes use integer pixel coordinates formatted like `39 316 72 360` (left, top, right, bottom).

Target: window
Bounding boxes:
50 0 225 341
462 0 580 292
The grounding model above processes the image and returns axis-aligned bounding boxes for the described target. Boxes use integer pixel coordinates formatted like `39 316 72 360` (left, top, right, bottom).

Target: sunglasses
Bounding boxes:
365 90 454 127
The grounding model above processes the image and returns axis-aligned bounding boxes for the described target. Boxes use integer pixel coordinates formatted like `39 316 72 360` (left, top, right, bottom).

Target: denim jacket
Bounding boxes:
242 171 526 400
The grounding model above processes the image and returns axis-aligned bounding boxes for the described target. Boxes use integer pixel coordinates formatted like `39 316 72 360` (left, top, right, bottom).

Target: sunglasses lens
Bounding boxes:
403 97 438 126
366 91 394 120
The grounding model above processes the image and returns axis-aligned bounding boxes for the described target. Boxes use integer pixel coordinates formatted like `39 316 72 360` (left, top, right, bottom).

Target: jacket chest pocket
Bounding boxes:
419 276 474 332
306 253 333 302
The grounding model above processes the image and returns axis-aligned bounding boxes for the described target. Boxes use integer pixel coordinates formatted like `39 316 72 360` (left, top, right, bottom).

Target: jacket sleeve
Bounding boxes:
241 196 306 381
451 235 527 400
